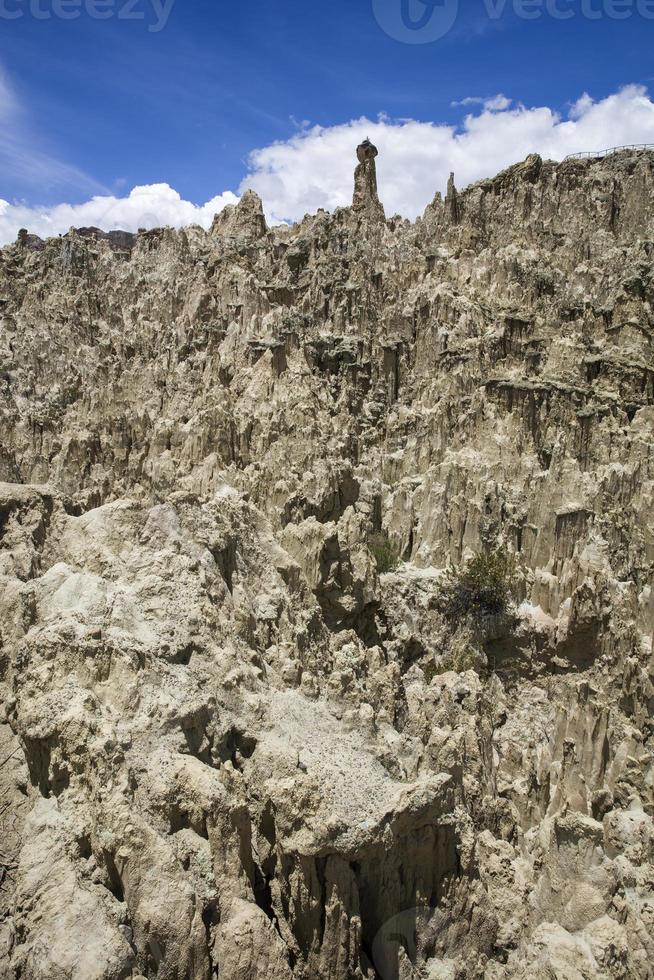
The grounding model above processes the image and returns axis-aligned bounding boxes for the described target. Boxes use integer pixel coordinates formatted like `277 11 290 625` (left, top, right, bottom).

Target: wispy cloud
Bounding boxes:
451 94 512 111
0 62 106 199
0 65 18 121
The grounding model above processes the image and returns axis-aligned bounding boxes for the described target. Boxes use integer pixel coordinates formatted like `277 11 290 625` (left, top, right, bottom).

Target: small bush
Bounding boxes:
441 548 518 624
369 532 400 574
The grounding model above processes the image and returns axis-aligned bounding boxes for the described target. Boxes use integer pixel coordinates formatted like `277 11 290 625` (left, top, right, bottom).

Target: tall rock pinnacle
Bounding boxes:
446 172 459 224
353 138 385 220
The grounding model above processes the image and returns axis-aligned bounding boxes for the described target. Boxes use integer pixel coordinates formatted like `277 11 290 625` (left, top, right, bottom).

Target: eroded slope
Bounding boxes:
0 150 653 979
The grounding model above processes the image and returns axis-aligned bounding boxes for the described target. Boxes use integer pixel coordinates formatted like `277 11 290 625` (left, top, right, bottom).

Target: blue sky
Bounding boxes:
1 0 653 238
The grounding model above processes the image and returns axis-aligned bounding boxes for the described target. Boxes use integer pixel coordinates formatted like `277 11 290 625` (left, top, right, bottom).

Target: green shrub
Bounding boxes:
441 548 518 624
369 532 400 574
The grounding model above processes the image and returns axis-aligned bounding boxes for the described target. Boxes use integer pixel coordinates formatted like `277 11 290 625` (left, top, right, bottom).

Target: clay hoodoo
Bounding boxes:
353 137 385 220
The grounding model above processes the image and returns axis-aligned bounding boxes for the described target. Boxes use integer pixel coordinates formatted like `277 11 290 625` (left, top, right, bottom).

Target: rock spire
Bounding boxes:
353 138 385 220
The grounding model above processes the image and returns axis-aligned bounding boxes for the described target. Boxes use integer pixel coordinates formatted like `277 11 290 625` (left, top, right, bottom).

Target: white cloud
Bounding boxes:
0 184 239 244
2 84 654 245
568 92 594 120
485 95 512 111
0 60 238 244
451 94 512 111
241 85 654 223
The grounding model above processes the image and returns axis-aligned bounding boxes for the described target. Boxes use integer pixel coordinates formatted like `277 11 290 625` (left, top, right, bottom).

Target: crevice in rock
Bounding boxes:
216 725 257 770
211 539 237 593
170 805 209 840
103 852 125 904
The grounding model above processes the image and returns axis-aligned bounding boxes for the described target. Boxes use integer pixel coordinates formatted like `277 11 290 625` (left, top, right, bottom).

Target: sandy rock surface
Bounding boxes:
0 147 653 978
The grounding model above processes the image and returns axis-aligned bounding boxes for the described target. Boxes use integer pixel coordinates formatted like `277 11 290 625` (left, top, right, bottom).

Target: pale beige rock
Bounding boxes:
0 148 653 978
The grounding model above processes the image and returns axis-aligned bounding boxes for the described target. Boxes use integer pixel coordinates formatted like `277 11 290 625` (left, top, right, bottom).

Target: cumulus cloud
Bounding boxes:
2 84 654 244
242 85 654 223
0 184 239 245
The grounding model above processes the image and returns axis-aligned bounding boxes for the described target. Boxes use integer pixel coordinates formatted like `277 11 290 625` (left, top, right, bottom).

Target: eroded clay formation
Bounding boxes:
0 141 653 979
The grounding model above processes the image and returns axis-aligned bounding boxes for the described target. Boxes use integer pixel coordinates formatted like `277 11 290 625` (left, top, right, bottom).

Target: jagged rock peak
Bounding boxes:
353 137 385 220
210 188 268 239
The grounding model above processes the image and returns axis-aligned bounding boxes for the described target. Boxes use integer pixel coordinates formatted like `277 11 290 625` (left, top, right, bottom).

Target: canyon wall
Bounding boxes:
0 148 653 978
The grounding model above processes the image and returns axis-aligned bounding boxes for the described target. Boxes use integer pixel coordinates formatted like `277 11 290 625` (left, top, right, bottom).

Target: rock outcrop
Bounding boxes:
353 139 385 222
0 147 653 979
